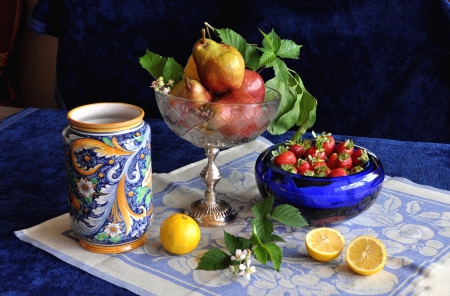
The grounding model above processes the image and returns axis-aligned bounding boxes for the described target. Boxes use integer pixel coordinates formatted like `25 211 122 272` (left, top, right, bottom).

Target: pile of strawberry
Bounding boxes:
271 132 370 177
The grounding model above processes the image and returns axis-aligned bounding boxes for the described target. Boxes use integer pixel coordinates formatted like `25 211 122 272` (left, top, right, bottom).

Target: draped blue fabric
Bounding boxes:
27 0 450 143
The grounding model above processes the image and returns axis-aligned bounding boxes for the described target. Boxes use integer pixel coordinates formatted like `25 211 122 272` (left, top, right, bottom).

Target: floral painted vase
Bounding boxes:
62 103 152 253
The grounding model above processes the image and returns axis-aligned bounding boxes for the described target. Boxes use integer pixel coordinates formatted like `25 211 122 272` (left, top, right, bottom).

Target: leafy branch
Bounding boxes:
196 196 307 275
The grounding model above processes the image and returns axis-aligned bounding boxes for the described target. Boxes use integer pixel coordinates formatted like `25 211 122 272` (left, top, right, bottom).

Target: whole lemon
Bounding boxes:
159 213 201 255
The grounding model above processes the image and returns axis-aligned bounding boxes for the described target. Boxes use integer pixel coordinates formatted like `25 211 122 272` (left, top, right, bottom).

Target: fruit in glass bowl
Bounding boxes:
155 87 281 149
254 141 385 225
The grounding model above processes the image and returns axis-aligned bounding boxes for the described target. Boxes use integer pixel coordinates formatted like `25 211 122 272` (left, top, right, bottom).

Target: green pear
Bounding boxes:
193 29 245 94
169 77 213 102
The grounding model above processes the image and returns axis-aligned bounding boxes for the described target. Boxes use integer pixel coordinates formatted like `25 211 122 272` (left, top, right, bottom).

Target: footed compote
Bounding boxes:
155 87 281 227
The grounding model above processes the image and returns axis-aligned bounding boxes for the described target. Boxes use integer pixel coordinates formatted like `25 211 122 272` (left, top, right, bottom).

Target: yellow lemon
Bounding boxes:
305 227 346 262
159 213 201 255
345 235 387 275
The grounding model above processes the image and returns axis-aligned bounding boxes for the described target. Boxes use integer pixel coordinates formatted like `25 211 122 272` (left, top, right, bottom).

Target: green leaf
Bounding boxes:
260 29 281 53
251 217 273 243
224 231 252 255
266 77 301 135
252 244 269 265
216 28 247 58
297 91 317 128
135 186 149 204
272 58 290 85
258 49 277 68
269 234 286 243
244 45 261 70
252 195 274 219
250 228 262 245
265 243 283 272
196 248 232 270
269 204 308 227
277 39 301 59
102 137 114 147
161 57 184 83
139 49 167 80
90 177 99 185
292 96 317 142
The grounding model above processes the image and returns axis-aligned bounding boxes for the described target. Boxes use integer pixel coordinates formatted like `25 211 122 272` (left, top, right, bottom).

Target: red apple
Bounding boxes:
205 90 264 139
234 69 266 103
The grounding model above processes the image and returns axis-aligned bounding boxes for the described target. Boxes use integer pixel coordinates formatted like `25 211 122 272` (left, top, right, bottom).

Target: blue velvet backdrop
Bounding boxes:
28 0 450 143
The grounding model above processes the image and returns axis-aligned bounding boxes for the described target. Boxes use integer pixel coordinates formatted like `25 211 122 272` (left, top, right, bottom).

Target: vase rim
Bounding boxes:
67 102 145 133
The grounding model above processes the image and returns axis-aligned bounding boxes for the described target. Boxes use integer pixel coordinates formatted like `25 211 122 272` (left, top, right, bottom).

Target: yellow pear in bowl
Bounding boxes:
193 29 245 94
169 77 213 102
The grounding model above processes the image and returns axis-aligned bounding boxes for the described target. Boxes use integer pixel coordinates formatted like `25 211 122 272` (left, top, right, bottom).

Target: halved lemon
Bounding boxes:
305 227 346 262
345 235 387 275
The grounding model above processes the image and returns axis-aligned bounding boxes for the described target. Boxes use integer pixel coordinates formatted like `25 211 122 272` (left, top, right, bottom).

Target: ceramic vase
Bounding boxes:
62 103 152 253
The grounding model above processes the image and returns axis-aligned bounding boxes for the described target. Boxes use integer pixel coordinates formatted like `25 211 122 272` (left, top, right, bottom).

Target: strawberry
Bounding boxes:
335 152 353 170
286 140 306 158
314 164 331 177
328 168 348 177
280 164 298 174
273 151 297 167
304 146 326 162
314 131 335 157
295 158 311 174
311 157 327 170
303 169 315 177
335 139 355 155
349 165 365 174
326 152 338 170
352 148 369 166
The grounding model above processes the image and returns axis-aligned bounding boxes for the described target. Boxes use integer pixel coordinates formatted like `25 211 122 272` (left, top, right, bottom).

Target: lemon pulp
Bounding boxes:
305 227 346 262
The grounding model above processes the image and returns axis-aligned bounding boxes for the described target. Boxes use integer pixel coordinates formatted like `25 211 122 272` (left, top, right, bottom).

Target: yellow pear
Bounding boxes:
169 77 212 102
192 29 245 94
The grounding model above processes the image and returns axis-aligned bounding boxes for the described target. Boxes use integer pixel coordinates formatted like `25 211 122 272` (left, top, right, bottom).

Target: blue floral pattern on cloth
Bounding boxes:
15 138 450 295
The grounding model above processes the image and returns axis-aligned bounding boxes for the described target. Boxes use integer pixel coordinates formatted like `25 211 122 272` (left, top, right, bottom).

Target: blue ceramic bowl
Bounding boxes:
255 142 385 225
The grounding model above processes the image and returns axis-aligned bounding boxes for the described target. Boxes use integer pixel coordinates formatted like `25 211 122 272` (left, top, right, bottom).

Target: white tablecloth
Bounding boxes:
15 137 450 295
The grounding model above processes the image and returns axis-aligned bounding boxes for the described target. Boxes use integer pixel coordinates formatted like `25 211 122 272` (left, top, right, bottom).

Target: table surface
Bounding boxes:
2 107 450 295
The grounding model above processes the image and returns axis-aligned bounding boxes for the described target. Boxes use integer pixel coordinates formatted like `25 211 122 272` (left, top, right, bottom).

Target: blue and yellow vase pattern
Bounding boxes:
62 119 152 253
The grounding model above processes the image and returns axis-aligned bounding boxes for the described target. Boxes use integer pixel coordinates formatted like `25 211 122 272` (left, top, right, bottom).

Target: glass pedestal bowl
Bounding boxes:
155 87 281 227
255 142 385 226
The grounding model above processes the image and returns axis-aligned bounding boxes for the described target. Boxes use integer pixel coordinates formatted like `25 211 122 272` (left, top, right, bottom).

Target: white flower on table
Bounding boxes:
229 249 255 280
105 222 122 238
239 259 256 280
231 249 248 261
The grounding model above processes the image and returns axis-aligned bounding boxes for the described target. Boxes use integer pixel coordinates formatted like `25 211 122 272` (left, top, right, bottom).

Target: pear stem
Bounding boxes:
185 77 191 90
201 28 206 45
